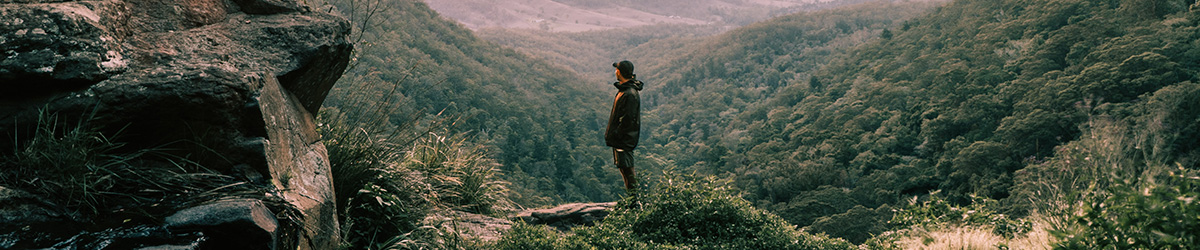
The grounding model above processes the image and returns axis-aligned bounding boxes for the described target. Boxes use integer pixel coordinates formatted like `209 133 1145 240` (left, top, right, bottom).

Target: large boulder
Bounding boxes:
0 0 350 249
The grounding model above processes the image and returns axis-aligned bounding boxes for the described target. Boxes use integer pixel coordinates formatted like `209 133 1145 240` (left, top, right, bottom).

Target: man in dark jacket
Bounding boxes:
607 60 643 193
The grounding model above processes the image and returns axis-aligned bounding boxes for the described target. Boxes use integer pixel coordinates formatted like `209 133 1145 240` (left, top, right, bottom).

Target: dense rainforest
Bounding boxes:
318 0 1200 247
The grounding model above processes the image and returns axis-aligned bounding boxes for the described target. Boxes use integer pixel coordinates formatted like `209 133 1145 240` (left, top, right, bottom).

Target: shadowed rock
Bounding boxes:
166 199 278 250
0 0 350 249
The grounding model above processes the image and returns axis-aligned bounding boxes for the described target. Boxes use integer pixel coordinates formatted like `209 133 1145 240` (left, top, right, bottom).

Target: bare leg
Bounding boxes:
619 166 637 192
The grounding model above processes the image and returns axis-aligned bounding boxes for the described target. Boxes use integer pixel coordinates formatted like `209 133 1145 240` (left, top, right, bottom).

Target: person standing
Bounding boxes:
607 60 643 194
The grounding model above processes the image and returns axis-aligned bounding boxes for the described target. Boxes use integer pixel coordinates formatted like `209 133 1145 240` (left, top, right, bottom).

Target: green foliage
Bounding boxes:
805 205 894 244
3 109 124 213
319 61 507 249
1013 82 1200 249
318 60 440 249
493 222 595 250
339 168 433 250
322 86 509 249
889 193 1031 239
1057 166 1200 249
496 171 857 250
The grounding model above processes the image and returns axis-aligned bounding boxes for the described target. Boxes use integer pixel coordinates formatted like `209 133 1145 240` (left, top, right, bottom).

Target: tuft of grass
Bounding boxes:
2 108 122 215
401 132 510 215
0 108 272 224
321 62 508 249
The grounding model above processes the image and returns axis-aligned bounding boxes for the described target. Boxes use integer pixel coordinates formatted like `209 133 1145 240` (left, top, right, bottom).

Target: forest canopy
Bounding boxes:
322 0 1200 245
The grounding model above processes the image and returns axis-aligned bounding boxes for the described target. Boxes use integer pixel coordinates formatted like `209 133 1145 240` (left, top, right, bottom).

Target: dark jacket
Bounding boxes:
606 79 643 150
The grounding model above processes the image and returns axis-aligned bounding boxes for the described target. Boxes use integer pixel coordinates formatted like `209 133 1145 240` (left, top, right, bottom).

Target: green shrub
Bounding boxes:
494 222 595 250
1056 166 1200 249
498 171 857 250
805 205 893 244
889 193 1031 239
1012 108 1200 249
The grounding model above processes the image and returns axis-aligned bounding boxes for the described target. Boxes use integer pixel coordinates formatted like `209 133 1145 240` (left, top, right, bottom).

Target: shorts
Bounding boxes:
613 148 635 169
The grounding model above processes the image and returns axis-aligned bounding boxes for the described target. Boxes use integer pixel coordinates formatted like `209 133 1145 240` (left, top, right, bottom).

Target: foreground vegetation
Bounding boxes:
495 172 856 250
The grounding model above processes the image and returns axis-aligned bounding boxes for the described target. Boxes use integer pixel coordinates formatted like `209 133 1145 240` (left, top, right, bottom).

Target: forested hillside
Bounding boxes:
321 0 623 207
629 0 1200 243
316 0 1200 247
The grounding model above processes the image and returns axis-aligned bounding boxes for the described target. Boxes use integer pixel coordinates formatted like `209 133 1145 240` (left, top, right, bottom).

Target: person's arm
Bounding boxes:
615 91 640 149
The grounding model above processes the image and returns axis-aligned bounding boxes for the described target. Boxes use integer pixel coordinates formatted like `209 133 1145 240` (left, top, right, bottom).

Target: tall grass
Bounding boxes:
321 62 509 249
402 133 510 215
0 108 267 222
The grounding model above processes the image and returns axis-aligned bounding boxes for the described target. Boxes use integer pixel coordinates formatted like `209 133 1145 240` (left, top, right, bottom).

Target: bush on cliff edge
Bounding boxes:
495 171 856 250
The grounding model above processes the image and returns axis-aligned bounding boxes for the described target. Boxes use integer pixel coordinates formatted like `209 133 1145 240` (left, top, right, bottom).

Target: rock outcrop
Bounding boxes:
0 0 351 248
166 199 280 250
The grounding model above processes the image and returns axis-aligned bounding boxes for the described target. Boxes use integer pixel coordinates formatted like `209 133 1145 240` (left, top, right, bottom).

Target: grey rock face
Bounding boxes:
0 2 127 95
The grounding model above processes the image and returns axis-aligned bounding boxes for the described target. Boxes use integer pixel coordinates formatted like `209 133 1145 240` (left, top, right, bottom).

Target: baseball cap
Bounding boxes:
613 60 634 78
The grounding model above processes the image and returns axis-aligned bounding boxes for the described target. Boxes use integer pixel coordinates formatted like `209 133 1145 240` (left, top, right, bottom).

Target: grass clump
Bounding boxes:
2 109 125 215
493 171 856 250
321 63 509 249
401 133 509 215
0 108 269 225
